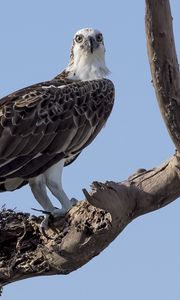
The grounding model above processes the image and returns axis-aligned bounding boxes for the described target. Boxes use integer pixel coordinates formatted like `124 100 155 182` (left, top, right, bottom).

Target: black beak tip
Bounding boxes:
89 37 94 53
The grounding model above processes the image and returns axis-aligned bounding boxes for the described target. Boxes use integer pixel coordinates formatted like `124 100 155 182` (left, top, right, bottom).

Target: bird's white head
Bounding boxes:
66 28 110 81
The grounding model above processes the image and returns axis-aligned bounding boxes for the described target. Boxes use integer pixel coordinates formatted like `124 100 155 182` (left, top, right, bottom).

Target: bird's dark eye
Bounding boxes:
75 34 84 43
96 33 103 42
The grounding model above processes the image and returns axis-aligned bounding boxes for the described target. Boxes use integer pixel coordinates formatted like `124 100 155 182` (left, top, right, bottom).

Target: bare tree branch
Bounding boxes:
145 0 180 152
1 154 180 287
1 0 180 291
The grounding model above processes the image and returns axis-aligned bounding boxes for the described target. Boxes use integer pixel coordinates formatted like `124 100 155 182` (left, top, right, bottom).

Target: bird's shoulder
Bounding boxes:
0 78 70 105
0 76 114 105
0 76 114 114
0 76 114 135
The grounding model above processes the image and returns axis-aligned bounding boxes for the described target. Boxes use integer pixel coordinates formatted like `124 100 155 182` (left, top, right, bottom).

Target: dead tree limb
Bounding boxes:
1 154 180 287
145 0 180 152
0 0 180 290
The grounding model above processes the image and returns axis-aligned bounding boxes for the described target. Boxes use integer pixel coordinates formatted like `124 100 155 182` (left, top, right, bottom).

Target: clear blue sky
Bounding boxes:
1 1 180 299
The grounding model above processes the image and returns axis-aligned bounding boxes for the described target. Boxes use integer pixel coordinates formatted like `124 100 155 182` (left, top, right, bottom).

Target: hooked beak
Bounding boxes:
86 37 99 53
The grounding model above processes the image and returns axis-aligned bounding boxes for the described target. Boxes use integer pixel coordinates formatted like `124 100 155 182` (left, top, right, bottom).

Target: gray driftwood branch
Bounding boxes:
145 0 180 152
0 0 180 290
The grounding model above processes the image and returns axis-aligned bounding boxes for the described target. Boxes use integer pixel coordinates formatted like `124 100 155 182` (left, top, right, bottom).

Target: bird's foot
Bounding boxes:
40 207 67 230
40 199 78 231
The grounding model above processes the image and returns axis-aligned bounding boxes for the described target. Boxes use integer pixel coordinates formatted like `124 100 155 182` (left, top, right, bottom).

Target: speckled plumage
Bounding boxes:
0 78 114 181
0 28 115 227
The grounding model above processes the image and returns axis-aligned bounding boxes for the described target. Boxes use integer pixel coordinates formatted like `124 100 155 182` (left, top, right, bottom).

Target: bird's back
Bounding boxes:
0 77 114 191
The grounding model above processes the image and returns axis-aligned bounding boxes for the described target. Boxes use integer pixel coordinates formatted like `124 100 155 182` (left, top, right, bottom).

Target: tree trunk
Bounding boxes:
0 0 180 291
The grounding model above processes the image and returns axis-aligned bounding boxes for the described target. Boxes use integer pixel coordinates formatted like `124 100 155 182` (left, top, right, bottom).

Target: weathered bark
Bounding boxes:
0 154 180 287
145 0 180 152
0 0 180 290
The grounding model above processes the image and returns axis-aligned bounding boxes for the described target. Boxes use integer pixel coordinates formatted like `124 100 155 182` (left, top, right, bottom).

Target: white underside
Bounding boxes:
66 49 109 81
67 59 109 81
27 40 110 226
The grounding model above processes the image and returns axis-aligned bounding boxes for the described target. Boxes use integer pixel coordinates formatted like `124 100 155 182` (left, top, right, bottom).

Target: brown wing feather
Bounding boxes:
0 78 114 179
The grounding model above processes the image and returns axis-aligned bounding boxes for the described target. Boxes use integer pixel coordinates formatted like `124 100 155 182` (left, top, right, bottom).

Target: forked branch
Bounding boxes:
0 0 180 290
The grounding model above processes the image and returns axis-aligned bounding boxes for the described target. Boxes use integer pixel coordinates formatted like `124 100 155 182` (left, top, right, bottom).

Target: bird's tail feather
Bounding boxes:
0 178 28 192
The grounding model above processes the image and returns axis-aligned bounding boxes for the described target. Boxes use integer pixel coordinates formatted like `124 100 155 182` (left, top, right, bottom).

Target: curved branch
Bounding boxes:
145 0 180 151
1 0 180 292
1 154 180 287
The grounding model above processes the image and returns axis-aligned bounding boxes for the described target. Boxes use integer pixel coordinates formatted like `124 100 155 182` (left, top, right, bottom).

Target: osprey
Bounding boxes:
0 28 115 228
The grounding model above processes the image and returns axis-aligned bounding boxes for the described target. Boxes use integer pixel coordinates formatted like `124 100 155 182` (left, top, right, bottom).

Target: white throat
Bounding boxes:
66 52 110 81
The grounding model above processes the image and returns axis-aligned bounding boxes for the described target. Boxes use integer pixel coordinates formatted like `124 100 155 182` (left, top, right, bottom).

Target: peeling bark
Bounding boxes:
0 0 180 291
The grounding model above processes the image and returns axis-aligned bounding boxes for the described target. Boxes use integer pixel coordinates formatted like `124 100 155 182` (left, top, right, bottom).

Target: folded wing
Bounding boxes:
0 78 114 180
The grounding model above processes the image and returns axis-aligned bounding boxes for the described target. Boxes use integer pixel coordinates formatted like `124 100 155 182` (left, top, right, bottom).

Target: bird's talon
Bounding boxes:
70 198 78 206
31 207 51 215
39 202 78 234
40 217 49 229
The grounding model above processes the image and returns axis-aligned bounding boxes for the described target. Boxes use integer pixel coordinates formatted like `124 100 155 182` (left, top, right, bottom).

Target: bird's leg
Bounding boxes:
29 175 55 228
29 175 54 212
45 160 78 216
